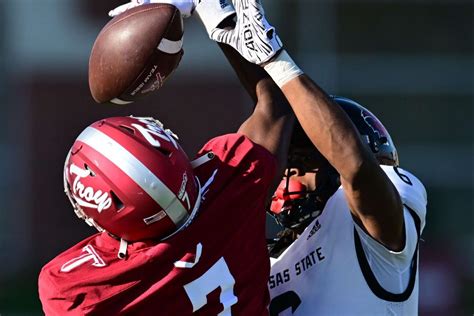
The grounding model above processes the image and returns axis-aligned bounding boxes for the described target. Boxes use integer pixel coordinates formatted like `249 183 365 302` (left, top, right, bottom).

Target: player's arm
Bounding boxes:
218 41 294 176
107 0 294 185
207 1 404 250
196 6 294 180
280 74 404 250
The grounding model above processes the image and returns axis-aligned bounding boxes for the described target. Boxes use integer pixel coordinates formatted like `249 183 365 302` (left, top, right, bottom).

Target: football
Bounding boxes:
89 3 184 104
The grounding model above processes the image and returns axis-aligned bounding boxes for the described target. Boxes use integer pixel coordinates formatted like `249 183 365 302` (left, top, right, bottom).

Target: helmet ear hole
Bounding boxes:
157 147 173 158
110 191 124 210
119 123 172 158
119 125 136 135
84 164 96 176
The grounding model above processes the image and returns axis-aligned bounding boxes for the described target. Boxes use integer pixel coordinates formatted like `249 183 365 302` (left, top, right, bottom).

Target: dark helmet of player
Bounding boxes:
63 116 202 246
269 96 398 231
334 96 399 166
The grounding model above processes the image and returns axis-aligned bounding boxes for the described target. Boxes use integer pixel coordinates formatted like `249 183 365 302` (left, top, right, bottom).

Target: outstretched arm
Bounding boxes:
218 42 294 177
208 1 404 250
280 73 404 251
207 14 294 184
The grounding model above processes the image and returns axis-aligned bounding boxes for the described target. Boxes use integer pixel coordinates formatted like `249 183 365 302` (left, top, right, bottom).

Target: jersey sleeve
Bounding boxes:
38 266 74 315
196 133 278 191
354 207 419 292
352 166 427 293
381 165 427 233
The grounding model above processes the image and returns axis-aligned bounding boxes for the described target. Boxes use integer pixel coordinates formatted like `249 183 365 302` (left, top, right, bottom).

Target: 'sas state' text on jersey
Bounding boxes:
268 246 325 289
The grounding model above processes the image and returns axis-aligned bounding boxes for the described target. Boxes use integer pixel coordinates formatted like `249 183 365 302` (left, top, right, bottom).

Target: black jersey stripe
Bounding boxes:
353 204 420 302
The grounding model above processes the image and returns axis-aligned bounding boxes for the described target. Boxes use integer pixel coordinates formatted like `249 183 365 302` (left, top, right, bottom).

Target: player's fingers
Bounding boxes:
108 3 137 17
210 28 233 44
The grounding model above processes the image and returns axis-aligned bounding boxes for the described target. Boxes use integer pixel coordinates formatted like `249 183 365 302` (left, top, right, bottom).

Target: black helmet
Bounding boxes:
290 95 399 167
333 96 398 166
270 96 398 231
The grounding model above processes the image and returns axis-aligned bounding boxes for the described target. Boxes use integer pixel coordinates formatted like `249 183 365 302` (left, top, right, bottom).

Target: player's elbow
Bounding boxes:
341 151 381 189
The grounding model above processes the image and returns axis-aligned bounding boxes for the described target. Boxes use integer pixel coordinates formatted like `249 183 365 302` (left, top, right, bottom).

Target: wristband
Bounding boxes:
263 50 303 88
194 0 236 36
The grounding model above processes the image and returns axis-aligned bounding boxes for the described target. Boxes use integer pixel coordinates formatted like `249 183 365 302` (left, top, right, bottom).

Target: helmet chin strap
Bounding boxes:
118 239 128 259
271 166 340 231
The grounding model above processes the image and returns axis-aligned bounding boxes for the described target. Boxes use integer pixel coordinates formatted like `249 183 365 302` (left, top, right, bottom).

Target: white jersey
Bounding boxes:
268 166 427 316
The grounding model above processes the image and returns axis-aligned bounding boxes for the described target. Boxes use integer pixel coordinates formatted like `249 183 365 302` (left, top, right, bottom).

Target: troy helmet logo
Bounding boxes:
69 163 112 213
132 117 178 150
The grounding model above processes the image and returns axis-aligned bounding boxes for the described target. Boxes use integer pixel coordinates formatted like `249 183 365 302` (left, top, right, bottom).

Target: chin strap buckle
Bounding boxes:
118 238 128 259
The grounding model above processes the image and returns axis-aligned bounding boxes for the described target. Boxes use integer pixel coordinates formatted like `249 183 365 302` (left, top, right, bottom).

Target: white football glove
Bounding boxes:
208 0 283 65
109 0 198 18
194 0 236 36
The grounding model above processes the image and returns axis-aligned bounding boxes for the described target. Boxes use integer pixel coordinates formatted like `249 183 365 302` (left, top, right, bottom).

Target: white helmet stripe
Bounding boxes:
76 126 188 226
110 98 133 105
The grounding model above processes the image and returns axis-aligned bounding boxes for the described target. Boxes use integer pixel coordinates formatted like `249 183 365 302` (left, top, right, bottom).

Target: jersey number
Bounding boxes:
183 257 237 315
269 290 301 316
393 167 413 185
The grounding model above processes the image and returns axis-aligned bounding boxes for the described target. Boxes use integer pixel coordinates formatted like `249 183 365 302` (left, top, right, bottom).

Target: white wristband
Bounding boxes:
194 0 236 36
263 50 303 88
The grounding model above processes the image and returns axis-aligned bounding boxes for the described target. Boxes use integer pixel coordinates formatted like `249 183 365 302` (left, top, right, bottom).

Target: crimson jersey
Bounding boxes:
39 133 277 315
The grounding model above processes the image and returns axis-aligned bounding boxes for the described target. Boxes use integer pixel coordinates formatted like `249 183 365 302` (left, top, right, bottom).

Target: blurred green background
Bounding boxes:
0 0 472 315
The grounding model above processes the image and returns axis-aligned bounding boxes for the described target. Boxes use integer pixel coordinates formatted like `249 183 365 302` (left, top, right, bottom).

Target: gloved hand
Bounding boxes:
194 0 236 37
109 0 198 18
207 0 283 65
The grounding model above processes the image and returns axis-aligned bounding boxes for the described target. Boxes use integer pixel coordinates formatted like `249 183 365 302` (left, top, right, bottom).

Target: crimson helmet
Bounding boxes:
63 116 201 243
270 96 398 230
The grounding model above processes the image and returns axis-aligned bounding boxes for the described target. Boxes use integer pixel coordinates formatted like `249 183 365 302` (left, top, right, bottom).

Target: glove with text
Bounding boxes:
208 0 282 65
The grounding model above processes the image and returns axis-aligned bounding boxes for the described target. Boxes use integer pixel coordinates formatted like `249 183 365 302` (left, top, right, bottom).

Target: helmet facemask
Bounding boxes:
269 96 398 236
270 154 341 233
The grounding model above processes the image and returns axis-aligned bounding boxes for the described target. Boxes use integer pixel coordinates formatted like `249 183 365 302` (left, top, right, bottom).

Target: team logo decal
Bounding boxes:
68 163 112 213
141 71 166 94
178 173 191 210
60 245 106 272
306 220 321 240
132 117 178 150
361 109 389 141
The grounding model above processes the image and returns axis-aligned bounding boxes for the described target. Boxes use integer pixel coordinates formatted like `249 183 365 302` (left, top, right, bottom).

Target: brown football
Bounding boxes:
89 3 184 104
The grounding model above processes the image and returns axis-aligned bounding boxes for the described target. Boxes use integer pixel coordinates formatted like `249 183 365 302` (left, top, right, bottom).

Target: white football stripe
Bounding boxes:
110 98 133 105
158 38 183 54
76 126 188 226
